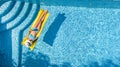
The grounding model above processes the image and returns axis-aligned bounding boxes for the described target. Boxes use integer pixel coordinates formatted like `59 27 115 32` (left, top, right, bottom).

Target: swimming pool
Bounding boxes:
0 0 120 67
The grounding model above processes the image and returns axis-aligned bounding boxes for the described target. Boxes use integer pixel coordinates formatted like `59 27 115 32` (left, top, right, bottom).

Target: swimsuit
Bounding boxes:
28 28 39 41
32 28 39 33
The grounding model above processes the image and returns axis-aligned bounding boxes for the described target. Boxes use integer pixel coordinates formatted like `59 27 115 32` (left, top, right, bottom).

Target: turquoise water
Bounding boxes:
0 0 120 67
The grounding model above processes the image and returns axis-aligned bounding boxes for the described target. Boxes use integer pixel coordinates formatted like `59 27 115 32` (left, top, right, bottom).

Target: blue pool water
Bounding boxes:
0 0 120 67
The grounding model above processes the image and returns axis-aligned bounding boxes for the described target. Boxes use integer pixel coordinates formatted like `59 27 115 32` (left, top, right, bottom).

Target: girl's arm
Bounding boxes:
26 30 31 37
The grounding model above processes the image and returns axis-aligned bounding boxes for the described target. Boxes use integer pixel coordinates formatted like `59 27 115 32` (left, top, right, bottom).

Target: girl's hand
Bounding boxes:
34 37 38 42
35 37 38 40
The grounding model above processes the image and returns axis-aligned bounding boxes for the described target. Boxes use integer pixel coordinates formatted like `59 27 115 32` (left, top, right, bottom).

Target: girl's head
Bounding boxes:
25 40 32 48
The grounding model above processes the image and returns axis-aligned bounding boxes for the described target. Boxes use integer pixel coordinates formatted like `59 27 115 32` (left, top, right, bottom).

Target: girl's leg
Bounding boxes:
35 10 48 30
34 13 44 28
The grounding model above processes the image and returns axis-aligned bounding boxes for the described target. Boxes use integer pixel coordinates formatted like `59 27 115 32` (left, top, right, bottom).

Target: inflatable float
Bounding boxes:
21 9 49 50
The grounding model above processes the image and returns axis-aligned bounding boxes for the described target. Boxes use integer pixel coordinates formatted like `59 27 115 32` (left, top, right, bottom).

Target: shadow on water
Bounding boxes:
22 51 72 67
18 5 40 67
43 13 66 46
83 59 120 67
